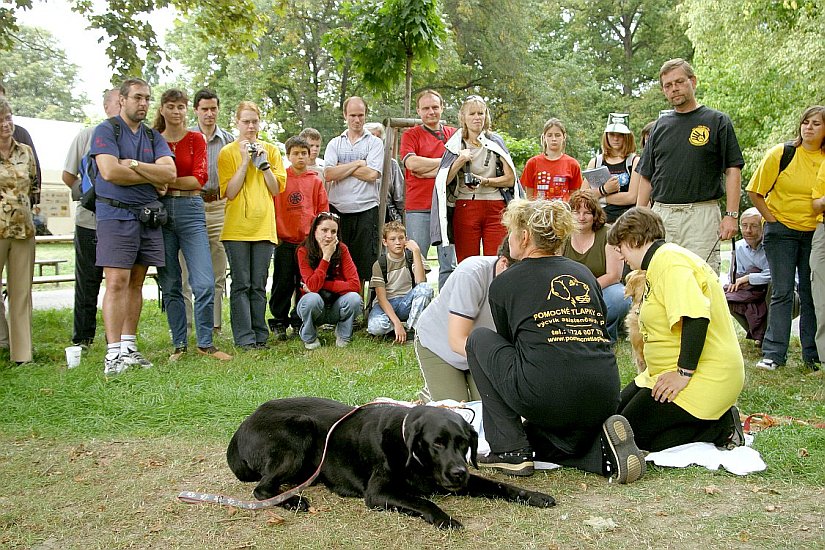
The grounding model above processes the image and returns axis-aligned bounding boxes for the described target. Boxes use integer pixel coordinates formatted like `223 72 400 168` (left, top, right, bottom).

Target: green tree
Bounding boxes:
326 0 447 115
681 0 825 175
0 0 265 81
0 25 88 121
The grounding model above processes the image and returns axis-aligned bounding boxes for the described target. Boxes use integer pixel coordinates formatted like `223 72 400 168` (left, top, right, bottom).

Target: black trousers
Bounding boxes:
73 225 104 345
618 382 734 452
331 205 378 282
466 328 606 475
268 241 300 328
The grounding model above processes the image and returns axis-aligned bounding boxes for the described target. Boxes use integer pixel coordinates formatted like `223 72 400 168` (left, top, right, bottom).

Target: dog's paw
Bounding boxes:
518 489 556 508
432 514 463 530
282 495 310 512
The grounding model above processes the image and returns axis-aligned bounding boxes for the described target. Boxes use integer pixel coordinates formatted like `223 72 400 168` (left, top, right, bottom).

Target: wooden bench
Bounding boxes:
34 258 68 277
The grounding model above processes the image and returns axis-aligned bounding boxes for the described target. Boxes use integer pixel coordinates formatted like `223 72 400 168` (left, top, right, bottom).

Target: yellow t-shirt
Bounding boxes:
218 141 287 243
746 143 825 231
635 243 744 420
812 160 825 223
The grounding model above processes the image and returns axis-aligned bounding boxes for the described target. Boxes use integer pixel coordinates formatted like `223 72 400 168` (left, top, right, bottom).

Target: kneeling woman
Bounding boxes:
296 212 363 349
607 207 745 451
466 199 645 484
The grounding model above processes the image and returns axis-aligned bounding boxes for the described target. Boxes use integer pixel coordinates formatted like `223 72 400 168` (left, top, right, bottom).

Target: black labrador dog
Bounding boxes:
227 397 555 528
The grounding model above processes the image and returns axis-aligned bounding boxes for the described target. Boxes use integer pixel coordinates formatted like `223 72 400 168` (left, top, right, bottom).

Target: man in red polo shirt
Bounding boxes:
400 89 457 289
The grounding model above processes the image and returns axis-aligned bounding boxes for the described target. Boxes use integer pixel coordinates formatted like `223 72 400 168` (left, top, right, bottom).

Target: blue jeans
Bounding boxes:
296 291 363 343
603 283 631 343
367 283 434 335
224 240 273 346
405 211 456 290
762 221 817 364
157 196 215 349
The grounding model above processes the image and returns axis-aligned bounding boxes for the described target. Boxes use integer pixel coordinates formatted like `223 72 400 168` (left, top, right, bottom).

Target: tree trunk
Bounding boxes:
404 53 412 116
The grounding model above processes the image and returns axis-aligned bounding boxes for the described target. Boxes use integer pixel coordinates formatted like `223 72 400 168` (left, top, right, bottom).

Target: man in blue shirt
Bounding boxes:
91 78 176 375
726 207 771 345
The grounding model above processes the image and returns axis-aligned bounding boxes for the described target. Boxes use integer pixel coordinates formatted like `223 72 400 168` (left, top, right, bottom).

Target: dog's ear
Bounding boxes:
468 426 479 469
404 415 423 469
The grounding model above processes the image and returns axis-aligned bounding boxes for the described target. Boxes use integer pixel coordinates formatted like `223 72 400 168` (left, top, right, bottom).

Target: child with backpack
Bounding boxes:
366 221 433 343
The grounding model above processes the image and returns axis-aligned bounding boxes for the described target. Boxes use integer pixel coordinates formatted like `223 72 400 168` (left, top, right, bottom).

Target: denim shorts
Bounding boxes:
96 218 165 268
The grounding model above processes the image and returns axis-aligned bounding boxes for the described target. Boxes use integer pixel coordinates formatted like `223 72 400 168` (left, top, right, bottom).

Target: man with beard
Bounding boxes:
91 78 176 375
636 58 744 274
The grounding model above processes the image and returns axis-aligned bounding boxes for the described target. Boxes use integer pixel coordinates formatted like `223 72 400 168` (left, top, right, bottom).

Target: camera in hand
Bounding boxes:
463 170 481 189
247 142 261 156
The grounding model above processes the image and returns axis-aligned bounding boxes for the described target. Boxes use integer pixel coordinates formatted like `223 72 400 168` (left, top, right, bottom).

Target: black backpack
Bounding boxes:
79 117 156 212
764 141 796 198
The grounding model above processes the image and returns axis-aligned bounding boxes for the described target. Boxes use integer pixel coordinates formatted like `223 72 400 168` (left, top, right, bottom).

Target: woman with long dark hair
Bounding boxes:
296 212 362 349
747 105 825 370
153 89 230 361
583 113 640 223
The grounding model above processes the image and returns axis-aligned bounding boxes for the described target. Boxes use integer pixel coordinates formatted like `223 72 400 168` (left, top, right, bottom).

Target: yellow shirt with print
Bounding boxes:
635 243 744 420
746 143 825 231
217 141 287 243
813 160 825 224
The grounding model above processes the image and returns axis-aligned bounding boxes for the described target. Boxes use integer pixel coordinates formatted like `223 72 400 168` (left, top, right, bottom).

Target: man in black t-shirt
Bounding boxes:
636 58 744 273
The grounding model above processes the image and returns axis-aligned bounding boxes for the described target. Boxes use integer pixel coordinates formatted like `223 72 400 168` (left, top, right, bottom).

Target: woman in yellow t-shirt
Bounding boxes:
746 105 825 371
217 101 287 349
607 207 745 451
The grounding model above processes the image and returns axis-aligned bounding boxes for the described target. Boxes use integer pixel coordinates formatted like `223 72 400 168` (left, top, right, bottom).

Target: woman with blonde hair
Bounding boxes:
520 118 583 201
431 95 521 262
467 198 644 484
217 101 287 349
584 113 640 223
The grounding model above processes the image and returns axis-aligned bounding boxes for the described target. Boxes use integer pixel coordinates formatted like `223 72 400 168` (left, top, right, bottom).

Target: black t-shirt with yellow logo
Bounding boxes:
487 256 619 430
637 105 744 204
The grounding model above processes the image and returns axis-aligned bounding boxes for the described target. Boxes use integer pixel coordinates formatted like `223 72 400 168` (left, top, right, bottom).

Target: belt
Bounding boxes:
166 189 201 197
201 192 221 203
97 196 134 209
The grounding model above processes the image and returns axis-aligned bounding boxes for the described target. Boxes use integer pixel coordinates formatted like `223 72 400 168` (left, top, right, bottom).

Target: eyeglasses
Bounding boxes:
318 211 340 220
128 94 152 103
465 95 484 102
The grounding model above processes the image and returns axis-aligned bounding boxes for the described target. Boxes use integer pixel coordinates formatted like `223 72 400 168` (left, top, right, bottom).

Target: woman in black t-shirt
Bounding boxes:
467 198 645 484
584 113 640 223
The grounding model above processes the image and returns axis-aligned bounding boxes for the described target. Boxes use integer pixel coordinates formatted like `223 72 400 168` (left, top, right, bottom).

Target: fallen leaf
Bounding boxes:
148 525 163 533
797 448 809 458
265 511 285 526
765 505 778 512
738 531 749 542
656 510 668 517
579 483 588 492
232 542 256 549
704 485 721 495
583 516 617 531
801 525 809 531
191 455 207 464
227 506 238 517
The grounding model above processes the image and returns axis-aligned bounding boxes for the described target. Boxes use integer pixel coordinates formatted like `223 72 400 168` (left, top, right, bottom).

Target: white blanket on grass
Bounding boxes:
376 398 766 475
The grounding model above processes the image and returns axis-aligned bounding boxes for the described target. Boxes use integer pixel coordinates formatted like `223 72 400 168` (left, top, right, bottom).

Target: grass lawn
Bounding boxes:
1 303 823 549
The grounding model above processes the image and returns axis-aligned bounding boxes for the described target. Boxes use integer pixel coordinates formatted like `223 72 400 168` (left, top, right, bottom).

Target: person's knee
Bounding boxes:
367 312 392 335
297 293 324 316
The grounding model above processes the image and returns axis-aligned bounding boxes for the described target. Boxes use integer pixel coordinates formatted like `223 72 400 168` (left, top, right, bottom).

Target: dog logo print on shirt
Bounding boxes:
689 125 710 147
548 275 591 307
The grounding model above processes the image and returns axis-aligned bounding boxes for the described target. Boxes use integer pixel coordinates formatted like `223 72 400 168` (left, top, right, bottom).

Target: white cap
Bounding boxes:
604 113 631 134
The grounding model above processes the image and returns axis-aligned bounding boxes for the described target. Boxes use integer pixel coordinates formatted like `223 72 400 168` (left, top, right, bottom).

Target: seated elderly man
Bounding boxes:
726 207 770 345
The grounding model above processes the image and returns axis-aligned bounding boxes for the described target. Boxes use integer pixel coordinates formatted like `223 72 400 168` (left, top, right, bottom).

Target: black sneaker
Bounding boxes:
477 447 535 477
602 415 645 484
270 325 288 341
724 405 745 449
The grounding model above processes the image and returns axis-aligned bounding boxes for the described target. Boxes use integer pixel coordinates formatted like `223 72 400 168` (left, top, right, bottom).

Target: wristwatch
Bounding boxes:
725 211 739 219
129 159 139 170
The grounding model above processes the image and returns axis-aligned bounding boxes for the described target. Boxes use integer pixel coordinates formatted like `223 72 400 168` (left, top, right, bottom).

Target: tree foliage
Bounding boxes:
326 0 447 115
0 25 88 121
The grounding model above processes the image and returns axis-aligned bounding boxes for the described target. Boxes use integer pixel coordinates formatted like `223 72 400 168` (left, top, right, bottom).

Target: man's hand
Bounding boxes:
720 215 738 240
405 239 421 254
239 140 251 164
652 370 690 402
727 274 750 292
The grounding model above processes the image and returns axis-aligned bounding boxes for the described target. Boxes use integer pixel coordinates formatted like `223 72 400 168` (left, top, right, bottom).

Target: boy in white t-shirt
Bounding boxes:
367 221 434 343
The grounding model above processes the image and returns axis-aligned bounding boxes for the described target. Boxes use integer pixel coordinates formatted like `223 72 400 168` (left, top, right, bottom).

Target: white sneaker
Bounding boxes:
103 355 128 376
122 350 153 368
304 339 321 350
755 358 778 371
335 337 349 348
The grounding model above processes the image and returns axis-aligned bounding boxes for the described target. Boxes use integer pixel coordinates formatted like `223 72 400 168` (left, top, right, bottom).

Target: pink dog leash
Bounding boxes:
177 401 407 510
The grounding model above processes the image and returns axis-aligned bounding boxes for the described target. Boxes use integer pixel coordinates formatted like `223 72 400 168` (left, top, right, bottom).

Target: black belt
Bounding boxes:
97 196 136 210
